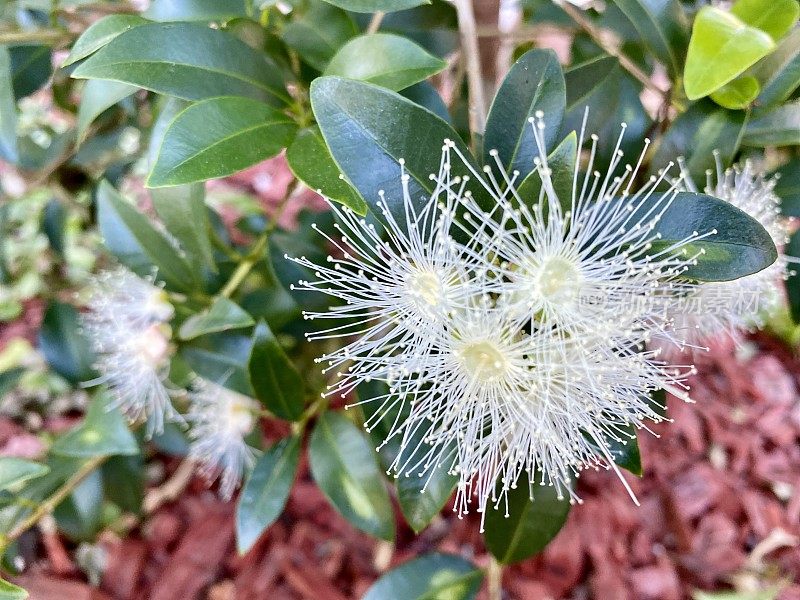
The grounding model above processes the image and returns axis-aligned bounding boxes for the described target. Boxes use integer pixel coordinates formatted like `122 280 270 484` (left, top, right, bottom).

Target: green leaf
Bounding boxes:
309 411 395 540
147 96 296 187
608 0 688 76
753 28 800 109
742 101 800 146
53 468 104 541
785 229 800 322
710 75 760 109
286 126 367 214
484 48 565 177
96 180 197 292
51 393 139 458
38 301 96 384
180 332 253 396
483 471 572 564
562 55 623 139
400 80 450 122
9 45 51 100
0 458 49 491
179 297 254 340
281 2 358 72
772 158 800 216
75 79 137 144
644 191 778 281
319 0 430 12
324 33 446 92
311 76 485 224
585 424 642 476
236 435 300 554
62 14 148 67
516 131 576 214
72 22 288 105
150 184 217 273
731 0 799 41
684 7 775 100
145 0 247 21
362 553 482 600
248 320 304 421
0 47 18 163
0 579 27 600
650 100 747 183
102 455 144 513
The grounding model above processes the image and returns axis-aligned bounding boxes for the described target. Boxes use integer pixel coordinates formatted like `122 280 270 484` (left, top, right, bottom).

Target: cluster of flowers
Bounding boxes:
81 269 258 498
292 116 789 528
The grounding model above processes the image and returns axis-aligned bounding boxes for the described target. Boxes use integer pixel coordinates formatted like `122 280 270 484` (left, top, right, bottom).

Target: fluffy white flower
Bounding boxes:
186 378 259 499
81 268 179 435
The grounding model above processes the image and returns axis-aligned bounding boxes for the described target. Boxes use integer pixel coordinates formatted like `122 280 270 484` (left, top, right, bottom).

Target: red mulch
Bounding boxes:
5 332 800 599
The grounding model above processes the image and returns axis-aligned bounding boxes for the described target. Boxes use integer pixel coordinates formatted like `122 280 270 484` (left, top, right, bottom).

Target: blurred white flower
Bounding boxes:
186 378 259 499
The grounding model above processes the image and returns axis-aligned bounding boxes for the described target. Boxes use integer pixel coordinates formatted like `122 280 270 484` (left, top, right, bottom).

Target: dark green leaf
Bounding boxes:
145 0 247 21
309 411 395 540
376 2 459 58
102 454 144 513
76 79 137 144
400 80 450 122
179 297 254 340
286 126 367 214
644 191 778 281
785 229 800 321
53 468 104 541
311 76 486 224
753 29 800 109
147 96 296 187
483 472 572 564
63 14 149 67
51 393 139 458
281 2 359 72
710 75 760 109
358 378 406 471
772 158 800 216
42 199 66 255
731 0 799 41
742 102 800 146
0 458 49 491
684 7 774 100
72 22 288 105
324 33 446 91
585 424 642 476
248 321 304 421
0 579 28 600
38 301 96 383
484 48 565 177
236 435 300 554
362 553 482 600
0 47 18 163
562 55 622 140
319 0 430 12
180 332 253 396
9 45 51 100
516 131 576 213
151 184 217 273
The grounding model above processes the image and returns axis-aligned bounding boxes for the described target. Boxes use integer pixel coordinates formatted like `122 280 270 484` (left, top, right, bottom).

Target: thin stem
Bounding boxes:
451 0 487 137
2 455 107 546
366 11 385 34
0 29 71 44
487 555 503 600
559 2 669 99
143 457 196 514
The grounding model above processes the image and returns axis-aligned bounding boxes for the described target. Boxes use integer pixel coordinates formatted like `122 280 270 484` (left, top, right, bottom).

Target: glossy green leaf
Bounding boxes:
325 33 446 92
785 229 800 322
151 184 216 273
51 393 139 458
0 458 49 491
309 411 395 540
319 0 430 12
376 2 459 58
484 48 565 177
236 435 300 554
562 55 622 138
286 126 367 214
608 0 688 76
145 0 247 21
731 0 799 41
362 553 482 600
181 332 253 396
643 191 778 281
147 96 296 187
650 100 747 183
483 472 572 564
63 14 148 66
742 101 800 146
586 424 642 476
754 28 800 108
710 75 760 109
516 131 576 213
772 158 800 216
9 45 51 100
400 80 450 122
38 301 96 384
248 320 304 421
76 79 137 143
684 7 775 100
72 22 288 105
0 579 27 600
311 76 486 224
96 180 197 292
0 47 18 163
281 2 359 72
179 297 254 340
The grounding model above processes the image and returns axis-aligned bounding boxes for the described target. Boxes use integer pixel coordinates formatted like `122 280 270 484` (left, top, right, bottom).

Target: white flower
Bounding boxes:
186 378 259 499
81 268 179 436
670 155 790 349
